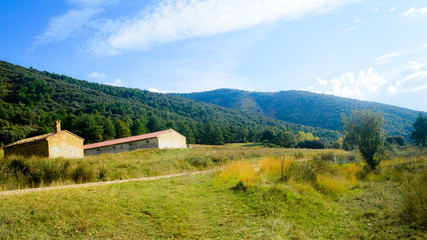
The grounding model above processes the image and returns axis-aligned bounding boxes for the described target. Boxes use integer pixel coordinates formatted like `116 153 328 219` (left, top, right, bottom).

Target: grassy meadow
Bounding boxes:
0 145 426 239
0 145 351 191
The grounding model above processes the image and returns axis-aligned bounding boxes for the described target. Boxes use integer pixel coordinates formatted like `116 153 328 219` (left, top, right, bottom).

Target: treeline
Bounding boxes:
0 60 341 146
180 89 423 141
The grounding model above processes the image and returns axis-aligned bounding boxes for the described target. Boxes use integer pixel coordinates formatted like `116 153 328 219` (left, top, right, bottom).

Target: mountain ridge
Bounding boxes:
0 60 340 146
179 88 423 140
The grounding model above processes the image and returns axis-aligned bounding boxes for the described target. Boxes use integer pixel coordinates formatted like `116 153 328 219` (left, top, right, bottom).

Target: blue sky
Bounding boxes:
1 0 427 111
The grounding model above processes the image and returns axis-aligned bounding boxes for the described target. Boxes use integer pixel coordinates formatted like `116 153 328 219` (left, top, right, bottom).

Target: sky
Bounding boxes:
1 0 427 112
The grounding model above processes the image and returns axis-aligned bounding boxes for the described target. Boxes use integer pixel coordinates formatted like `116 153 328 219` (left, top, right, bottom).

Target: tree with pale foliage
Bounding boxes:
341 109 386 170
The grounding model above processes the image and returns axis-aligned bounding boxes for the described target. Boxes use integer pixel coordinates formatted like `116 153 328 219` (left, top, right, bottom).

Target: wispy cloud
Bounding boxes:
305 67 387 100
86 0 358 55
388 62 427 94
148 88 166 94
105 79 123 87
389 6 398 12
374 52 401 64
402 6 427 18
87 71 106 80
341 26 358 33
34 7 103 46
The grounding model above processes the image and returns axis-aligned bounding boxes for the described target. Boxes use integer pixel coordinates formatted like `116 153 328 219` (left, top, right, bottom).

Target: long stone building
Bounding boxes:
83 129 187 156
4 121 84 159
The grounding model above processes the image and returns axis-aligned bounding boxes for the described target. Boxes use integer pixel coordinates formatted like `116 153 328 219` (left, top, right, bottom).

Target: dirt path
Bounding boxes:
0 169 216 196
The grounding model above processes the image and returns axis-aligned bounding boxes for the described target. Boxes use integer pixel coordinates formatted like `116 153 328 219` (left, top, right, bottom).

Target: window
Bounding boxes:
146 140 149 143
97 149 100 151
129 143 132 146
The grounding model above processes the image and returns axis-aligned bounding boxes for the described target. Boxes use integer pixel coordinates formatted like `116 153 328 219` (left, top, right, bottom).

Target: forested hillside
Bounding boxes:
180 89 423 140
0 61 340 146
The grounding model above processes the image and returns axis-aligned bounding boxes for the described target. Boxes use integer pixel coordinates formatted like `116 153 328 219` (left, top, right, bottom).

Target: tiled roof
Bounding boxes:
83 129 170 150
4 130 83 148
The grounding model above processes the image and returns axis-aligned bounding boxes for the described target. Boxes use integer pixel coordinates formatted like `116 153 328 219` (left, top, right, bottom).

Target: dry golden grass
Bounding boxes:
217 161 258 185
316 174 347 194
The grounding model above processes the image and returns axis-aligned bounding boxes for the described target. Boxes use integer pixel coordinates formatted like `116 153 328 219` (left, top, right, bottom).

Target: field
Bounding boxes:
0 145 426 239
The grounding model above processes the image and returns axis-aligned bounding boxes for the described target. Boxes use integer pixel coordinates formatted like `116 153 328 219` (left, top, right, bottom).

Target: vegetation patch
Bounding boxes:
0 148 426 239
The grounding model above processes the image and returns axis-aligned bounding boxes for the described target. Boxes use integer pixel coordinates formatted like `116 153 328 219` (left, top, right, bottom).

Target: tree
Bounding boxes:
386 135 407 146
276 131 297 148
114 118 131 138
147 115 163 132
410 114 427 147
341 110 386 170
131 119 146 136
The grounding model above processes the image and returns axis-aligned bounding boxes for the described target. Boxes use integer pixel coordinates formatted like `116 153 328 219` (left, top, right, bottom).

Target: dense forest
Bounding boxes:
180 89 424 141
0 61 341 147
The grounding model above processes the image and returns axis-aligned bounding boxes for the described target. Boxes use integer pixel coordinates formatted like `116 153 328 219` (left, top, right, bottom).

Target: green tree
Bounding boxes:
410 114 427 147
341 110 386 170
276 131 297 148
147 116 163 132
114 118 131 138
131 119 146 136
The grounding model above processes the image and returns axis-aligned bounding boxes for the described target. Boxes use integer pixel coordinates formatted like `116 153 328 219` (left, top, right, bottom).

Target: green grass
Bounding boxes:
0 146 350 191
0 174 365 239
1 147 426 239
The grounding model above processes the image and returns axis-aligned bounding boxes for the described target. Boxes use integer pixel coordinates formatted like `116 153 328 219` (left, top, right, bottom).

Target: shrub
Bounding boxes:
396 169 427 228
71 163 95 183
296 140 326 149
291 159 328 184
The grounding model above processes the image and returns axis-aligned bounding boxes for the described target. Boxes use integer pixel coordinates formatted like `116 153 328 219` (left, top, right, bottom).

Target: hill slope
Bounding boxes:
0 61 340 146
180 89 423 140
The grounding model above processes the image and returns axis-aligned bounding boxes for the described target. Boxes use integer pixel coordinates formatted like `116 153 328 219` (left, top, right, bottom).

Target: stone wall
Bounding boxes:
48 132 84 159
84 138 159 156
4 140 49 158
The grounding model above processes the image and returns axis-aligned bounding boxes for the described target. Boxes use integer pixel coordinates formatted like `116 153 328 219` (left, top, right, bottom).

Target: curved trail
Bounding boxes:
0 169 215 196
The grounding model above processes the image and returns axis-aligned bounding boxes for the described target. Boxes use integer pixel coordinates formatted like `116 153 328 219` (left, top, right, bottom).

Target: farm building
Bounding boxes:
4 121 84 159
83 129 187 156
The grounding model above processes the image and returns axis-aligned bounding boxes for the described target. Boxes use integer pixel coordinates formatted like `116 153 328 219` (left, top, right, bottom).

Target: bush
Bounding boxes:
71 163 95 183
396 169 427 228
296 140 326 149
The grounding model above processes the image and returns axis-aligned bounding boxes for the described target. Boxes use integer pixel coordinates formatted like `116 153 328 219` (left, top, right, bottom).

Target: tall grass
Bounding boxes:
217 161 257 185
218 154 363 196
0 156 97 190
396 168 427 228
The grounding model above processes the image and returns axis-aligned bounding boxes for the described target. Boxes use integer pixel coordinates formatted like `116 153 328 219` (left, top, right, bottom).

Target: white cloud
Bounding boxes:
388 68 427 94
34 7 103 45
106 79 123 86
148 88 166 93
405 61 426 71
87 0 358 55
389 7 398 12
374 52 400 64
341 26 358 33
87 71 106 79
402 7 427 17
306 67 387 99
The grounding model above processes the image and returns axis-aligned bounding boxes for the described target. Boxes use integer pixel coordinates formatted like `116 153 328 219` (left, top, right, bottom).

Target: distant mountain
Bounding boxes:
180 89 424 140
0 61 340 146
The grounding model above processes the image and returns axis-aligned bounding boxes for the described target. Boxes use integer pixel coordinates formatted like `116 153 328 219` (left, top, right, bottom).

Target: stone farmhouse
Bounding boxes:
4 121 84 159
83 129 187 156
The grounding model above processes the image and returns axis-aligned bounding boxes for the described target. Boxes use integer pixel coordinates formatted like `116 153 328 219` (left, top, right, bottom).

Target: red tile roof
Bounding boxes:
83 129 170 150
